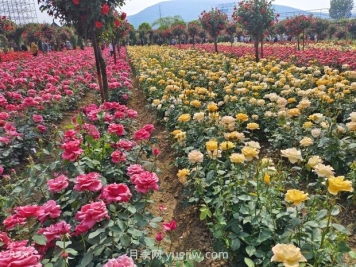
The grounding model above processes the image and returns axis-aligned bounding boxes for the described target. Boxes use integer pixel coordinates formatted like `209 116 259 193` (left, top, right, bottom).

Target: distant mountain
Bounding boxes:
127 0 327 29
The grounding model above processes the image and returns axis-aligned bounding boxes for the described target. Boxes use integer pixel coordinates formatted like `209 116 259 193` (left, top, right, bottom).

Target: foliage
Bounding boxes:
329 0 354 19
152 15 184 30
311 18 330 38
199 8 228 53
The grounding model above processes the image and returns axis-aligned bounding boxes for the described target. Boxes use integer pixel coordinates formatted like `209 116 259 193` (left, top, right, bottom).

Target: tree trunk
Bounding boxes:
193 35 195 48
214 37 218 53
118 39 121 58
112 37 117 65
302 30 305 51
260 34 264 59
297 35 300 51
92 33 109 102
254 36 259 62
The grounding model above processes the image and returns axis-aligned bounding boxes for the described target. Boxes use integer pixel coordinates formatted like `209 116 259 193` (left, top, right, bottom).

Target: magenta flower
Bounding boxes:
47 174 69 193
100 183 132 203
132 171 159 194
162 220 177 231
75 201 109 235
38 221 71 243
62 140 84 162
133 129 150 141
111 150 126 163
74 172 103 192
108 123 125 136
0 245 42 267
103 255 137 267
38 200 61 223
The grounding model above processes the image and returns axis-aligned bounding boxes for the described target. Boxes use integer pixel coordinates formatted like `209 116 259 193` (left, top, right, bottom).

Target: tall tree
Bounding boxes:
284 15 312 50
138 22 152 45
187 20 201 47
233 0 277 62
39 0 126 102
329 0 354 19
152 15 185 30
225 22 237 46
199 8 228 53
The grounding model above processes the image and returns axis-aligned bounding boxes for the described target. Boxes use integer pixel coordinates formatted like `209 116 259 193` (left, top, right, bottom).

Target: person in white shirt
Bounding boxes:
109 43 114 56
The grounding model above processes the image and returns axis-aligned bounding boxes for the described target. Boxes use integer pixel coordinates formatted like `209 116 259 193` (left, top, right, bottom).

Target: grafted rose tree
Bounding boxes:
187 20 201 48
284 15 312 51
0 16 15 53
225 21 237 46
311 18 329 42
171 22 186 47
199 8 228 53
233 0 277 62
39 0 126 102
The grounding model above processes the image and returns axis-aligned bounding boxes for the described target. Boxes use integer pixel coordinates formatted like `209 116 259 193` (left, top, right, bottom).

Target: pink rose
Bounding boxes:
162 220 177 231
32 114 43 123
75 201 109 235
100 183 132 203
38 200 61 223
133 129 150 141
47 174 69 193
14 204 41 219
74 172 103 192
143 124 155 133
111 150 126 163
108 123 125 136
0 245 42 267
62 140 84 162
126 109 138 118
126 164 145 177
63 129 78 141
37 124 47 133
0 166 3 175
3 215 26 230
117 140 136 151
82 123 100 139
38 221 71 243
0 231 11 248
103 255 137 267
132 171 159 194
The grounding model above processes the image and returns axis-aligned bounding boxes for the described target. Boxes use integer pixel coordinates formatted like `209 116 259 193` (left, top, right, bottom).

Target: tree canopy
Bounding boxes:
329 0 354 19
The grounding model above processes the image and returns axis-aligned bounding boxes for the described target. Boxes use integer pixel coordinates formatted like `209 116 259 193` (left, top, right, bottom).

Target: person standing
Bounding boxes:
30 42 38 56
109 43 114 56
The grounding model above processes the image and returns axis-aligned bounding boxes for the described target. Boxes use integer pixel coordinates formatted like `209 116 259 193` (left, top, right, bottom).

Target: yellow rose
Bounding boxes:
193 112 205 121
271 244 307 267
327 176 354 195
219 141 235 151
313 163 334 178
172 129 182 136
236 113 249 122
187 150 204 164
246 123 260 130
190 100 202 108
281 148 302 164
229 153 245 163
307 156 323 168
152 99 160 106
263 174 271 184
299 137 314 147
224 131 245 141
285 189 309 206
241 146 259 161
207 102 218 112
177 168 190 179
206 140 218 151
287 108 301 118
178 114 191 122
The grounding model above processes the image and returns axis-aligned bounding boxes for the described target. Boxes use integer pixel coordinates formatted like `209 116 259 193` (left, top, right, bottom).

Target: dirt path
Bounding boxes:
128 77 222 267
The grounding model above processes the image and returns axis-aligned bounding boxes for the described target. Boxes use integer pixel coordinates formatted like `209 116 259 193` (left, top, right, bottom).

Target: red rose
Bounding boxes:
101 3 110 15
162 220 177 231
120 12 127 20
72 0 79 4
100 183 132 203
95 21 103 28
114 18 121 27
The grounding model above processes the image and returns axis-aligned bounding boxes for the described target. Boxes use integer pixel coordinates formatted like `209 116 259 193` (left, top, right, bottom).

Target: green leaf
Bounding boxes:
144 237 155 247
81 252 93 267
231 238 241 251
244 257 255 267
315 209 327 220
332 223 350 234
66 248 78 256
88 228 106 240
55 241 72 249
127 205 136 214
120 234 131 247
33 234 47 245
183 260 194 267
246 245 256 257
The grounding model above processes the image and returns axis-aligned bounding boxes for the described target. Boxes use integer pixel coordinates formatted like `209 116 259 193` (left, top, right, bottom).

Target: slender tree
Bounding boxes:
199 8 228 53
329 0 354 20
39 0 126 102
233 0 277 62
188 20 201 47
225 21 237 46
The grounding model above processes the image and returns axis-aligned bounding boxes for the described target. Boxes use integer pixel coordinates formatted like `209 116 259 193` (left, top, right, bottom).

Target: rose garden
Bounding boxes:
0 0 355 267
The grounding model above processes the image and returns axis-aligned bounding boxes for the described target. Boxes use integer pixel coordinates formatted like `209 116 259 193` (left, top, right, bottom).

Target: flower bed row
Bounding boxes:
128 45 355 267
0 49 183 267
0 48 132 170
187 42 356 70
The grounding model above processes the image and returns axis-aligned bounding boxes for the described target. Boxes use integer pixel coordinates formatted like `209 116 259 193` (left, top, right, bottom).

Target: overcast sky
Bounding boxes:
36 0 331 23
